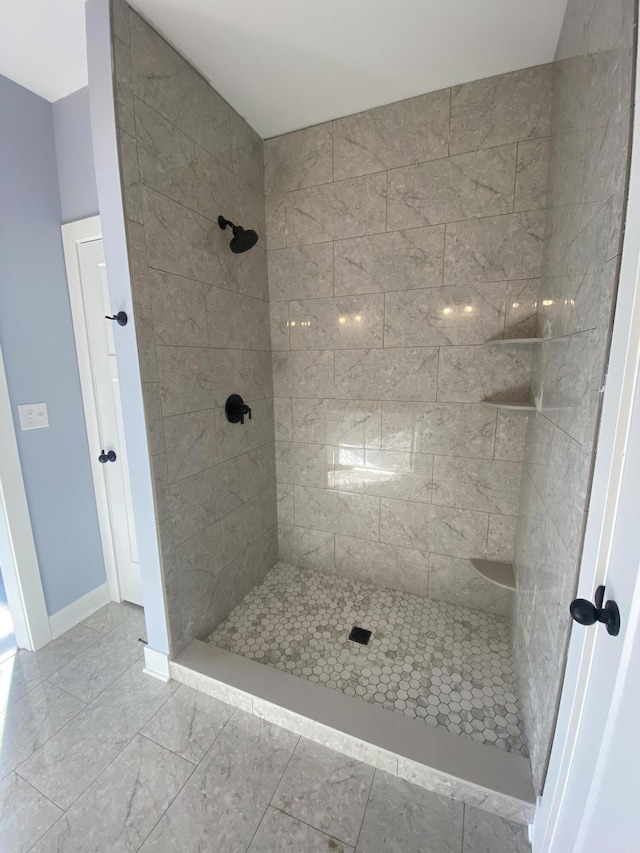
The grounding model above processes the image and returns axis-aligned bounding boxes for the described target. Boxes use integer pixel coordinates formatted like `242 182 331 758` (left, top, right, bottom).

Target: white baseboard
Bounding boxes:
143 646 171 682
49 582 111 639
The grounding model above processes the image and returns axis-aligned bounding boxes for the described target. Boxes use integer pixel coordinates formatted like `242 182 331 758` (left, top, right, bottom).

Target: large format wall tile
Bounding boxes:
335 448 433 503
387 145 517 229
380 498 489 558
289 294 384 350
334 348 438 401
334 535 429 595
157 346 243 416
437 345 533 402
432 456 522 515
334 227 445 295
332 89 449 180
149 269 207 347
278 523 335 572
381 402 497 458
294 486 380 541
449 65 552 155
264 123 333 194
291 398 381 448
428 553 511 616
268 243 334 302
272 351 334 398
284 173 387 245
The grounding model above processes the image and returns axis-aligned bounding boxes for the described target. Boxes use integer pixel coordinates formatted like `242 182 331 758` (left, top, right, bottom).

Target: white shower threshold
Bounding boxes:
171 640 536 825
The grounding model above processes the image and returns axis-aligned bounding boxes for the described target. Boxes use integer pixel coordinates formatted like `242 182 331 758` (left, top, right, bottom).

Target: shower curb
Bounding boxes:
171 640 536 825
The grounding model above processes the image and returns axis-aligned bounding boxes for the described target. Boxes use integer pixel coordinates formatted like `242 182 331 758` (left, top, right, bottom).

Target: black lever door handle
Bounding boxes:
98 449 117 463
570 585 620 636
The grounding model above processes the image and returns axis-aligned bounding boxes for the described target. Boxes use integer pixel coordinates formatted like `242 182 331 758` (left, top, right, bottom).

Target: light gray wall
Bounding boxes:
0 73 106 615
53 86 99 223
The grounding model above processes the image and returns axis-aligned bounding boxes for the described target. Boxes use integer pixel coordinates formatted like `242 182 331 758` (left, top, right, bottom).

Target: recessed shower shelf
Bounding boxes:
470 559 516 591
486 337 542 346
482 399 536 411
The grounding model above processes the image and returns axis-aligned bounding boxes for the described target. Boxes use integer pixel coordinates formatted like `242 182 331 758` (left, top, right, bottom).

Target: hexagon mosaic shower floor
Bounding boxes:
207 562 527 757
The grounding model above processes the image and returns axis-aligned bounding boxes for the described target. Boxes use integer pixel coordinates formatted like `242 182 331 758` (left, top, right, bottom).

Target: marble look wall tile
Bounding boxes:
135 98 197 209
220 486 278 566
142 383 165 455
268 243 334 302
149 268 207 347
274 397 293 440
380 499 489 558
163 409 217 483
289 294 384 350
130 13 231 166
31 735 193 853
335 535 429 596
587 0 635 53
230 110 264 192
285 173 386 246
140 712 297 852
357 770 464 853
294 486 380 540
428 553 511 616
119 129 143 224
292 398 381 448
278 523 335 572
264 123 333 194
158 517 177 586
174 521 222 604
272 738 374 845
113 37 135 136
150 452 170 522
444 211 546 284
272 351 335 398
248 807 354 853
505 279 540 337
236 244 269 301
266 193 287 249
335 448 433 503
449 65 552 155
437 346 533 402
333 89 450 180
432 457 522 515
495 410 529 461
334 226 445 295
126 219 149 305
134 303 158 382
582 117 629 205
112 0 130 46
277 483 295 524
335 347 438 402
214 398 274 464
243 350 275 401
387 145 517 230
206 286 271 351
142 186 219 284
515 138 550 212
270 302 290 351
0 773 62 853
385 283 507 347
276 441 334 489
157 346 243 416
381 401 497 458
169 462 241 544
487 513 518 563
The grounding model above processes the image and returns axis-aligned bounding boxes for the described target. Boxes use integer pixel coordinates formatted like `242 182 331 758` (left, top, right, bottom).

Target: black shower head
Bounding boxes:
218 216 259 254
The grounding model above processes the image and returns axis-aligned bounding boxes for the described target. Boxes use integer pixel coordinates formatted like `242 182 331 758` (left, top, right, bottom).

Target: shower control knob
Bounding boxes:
225 394 252 425
570 585 620 636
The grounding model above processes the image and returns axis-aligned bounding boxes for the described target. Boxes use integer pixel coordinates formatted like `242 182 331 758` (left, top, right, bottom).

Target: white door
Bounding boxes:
63 221 142 607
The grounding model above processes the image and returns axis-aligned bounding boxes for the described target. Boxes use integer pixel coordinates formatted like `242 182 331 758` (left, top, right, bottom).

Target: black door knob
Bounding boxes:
98 449 117 463
570 585 620 636
225 394 252 425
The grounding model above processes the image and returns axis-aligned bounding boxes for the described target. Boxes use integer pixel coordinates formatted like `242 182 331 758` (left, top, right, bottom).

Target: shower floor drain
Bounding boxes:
348 626 372 645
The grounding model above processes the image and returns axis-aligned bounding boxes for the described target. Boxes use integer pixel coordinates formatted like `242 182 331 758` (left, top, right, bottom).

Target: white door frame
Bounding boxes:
0 342 51 651
533 44 640 850
61 215 122 602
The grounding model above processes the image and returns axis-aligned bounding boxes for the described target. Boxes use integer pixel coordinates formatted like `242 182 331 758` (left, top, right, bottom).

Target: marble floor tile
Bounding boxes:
357 770 464 853
208 563 526 756
249 806 355 853
462 804 530 852
140 711 298 853
0 680 85 780
17 663 177 809
0 773 62 853
31 735 193 853
48 619 144 703
141 683 234 763
273 738 374 845
81 601 129 634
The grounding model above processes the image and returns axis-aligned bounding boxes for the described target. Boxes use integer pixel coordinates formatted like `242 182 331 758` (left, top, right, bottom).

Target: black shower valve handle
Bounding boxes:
225 394 251 425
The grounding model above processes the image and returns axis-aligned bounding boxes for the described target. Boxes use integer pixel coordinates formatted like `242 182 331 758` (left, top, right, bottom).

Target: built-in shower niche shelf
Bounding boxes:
482 398 536 411
470 559 516 591
485 337 542 346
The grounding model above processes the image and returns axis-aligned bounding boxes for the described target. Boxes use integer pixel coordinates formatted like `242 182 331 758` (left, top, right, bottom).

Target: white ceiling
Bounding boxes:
0 0 567 136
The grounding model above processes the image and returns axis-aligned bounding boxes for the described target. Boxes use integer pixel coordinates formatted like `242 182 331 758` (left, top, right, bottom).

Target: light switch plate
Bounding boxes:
18 402 49 430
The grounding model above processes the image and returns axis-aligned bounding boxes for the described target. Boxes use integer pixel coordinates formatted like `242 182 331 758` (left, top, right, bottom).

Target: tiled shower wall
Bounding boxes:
112 2 276 654
513 0 635 792
265 69 551 617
